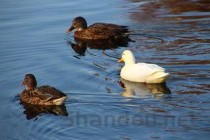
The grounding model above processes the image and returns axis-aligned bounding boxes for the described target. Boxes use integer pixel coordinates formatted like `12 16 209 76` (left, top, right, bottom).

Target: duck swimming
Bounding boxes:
66 16 129 40
118 50 170 83
20 74 67 105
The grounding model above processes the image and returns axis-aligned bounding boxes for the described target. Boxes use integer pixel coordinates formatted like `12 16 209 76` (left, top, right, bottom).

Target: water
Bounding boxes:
0 0 210 139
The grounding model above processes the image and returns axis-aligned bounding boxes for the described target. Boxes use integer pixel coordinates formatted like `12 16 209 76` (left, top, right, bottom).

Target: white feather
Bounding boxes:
119 50 169 83
53 96 67 105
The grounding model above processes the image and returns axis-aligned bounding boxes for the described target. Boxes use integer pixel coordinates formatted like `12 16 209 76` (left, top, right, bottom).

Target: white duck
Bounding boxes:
118 50 169 83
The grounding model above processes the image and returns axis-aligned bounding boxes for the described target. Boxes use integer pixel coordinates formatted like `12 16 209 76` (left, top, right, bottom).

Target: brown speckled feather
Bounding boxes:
20 74 67 105
67 17 129 40
75 23 128 40
21 86 67 105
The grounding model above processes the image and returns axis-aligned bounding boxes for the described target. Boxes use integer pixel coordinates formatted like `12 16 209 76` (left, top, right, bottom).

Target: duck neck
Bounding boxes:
25 85 36 91
77 27 86 31
78 23 87 31
125 57 135 66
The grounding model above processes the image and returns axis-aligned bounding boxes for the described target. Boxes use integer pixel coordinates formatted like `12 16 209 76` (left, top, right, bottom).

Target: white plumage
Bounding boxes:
118 50 169 83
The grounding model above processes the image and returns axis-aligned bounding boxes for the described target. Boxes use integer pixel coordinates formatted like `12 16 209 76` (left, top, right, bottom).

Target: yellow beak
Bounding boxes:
118 58 124 63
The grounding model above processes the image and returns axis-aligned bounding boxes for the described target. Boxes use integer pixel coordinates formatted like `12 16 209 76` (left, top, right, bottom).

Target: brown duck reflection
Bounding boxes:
21 101 68 120
67 37 131 55
119 79 171 98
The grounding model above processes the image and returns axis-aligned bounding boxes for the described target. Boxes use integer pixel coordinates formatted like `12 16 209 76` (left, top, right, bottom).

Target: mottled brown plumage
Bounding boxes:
20 74 67 105
67 16 129 40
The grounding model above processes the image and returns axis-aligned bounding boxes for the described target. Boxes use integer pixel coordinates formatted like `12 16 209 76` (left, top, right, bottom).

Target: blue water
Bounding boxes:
0 0 210 139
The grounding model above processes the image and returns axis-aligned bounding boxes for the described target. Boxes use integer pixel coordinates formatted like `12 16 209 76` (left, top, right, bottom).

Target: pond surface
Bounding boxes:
0 0 210 139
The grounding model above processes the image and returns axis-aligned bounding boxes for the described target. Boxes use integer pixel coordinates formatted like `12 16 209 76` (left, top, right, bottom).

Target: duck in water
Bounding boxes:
118 50 170 83
20 74 67 105
66 16 130 40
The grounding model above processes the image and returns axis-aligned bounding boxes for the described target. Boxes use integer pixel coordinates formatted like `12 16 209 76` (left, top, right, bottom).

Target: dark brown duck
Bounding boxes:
66 16 129 40
20 74 67 105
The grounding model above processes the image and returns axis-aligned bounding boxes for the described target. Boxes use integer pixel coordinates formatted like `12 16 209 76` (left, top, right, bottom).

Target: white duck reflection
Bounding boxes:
119 79 171 98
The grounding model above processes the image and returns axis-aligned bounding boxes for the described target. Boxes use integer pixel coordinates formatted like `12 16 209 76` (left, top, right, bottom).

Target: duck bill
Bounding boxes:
66 26 75 33
118 58 124 63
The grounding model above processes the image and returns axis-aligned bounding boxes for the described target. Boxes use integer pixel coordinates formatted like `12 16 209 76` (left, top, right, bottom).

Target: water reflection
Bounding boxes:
67 39 87 56
119 79 171 98
67 37 130 55
20 101 68 120
130 0 210 22
158 0 210 14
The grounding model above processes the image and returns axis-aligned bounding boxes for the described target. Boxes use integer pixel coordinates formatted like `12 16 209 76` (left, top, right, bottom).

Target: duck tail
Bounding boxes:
53 96 67 105
147 72 170 83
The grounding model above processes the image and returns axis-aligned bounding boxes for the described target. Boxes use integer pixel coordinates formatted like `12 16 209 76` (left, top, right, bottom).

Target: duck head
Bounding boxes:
67 16 88 33
118 50 135 65
22 74 37 91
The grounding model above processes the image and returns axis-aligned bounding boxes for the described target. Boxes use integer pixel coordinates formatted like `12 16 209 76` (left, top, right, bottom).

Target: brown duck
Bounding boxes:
20 74 67 105
66 16 129 40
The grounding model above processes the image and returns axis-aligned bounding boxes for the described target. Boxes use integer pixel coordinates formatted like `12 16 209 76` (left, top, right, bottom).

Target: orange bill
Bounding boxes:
118 58 124 63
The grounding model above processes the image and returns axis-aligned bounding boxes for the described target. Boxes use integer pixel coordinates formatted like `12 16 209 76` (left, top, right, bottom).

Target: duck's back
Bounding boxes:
89 23 128 32
121 63 166 82
36 85 66 97
75 23 128 40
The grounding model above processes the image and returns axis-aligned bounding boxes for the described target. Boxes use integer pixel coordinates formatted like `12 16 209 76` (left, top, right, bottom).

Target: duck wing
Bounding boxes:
35 92 54 101
82 23 128 39
35 86 66 100
131 63 165 75
142 63 165 72
121 63 166 82
90 23 128 32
